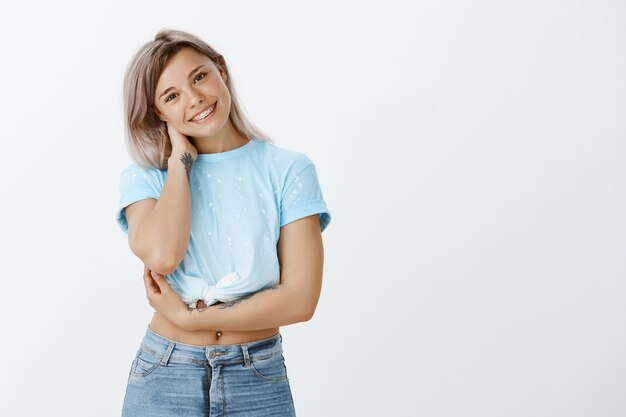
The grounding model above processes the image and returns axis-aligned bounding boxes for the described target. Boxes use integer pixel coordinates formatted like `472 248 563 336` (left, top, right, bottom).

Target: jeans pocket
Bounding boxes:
129 346 162 378
248 352 289 382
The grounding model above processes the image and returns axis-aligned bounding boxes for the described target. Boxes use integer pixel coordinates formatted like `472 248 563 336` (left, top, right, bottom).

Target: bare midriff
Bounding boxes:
148 299 279 346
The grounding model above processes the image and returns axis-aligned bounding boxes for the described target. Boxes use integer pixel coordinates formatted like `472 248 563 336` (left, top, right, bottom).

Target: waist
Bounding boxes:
140 325 284 363
149 308 280 346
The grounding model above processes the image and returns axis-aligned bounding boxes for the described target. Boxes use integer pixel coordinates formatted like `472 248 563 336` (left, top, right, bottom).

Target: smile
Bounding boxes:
189 102 217 122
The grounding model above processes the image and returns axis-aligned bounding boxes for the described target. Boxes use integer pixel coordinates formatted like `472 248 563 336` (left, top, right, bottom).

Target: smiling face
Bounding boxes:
153 47 231 140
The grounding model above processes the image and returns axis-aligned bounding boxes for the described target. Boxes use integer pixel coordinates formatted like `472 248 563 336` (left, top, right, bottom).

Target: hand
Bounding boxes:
166 122 198 161
143 265 193 330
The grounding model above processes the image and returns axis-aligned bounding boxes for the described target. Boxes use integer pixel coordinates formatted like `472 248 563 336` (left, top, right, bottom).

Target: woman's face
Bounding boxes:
153 47 231 139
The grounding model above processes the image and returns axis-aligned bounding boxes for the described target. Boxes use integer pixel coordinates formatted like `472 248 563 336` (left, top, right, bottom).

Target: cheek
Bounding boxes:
156 106 173 121
210 79 230 99
216 88 231 112
169 108 187 123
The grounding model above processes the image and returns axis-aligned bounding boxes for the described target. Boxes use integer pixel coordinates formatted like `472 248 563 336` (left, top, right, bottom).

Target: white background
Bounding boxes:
0 1 624 416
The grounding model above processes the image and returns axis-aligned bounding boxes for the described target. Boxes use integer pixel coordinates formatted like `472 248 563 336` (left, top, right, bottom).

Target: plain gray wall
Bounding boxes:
0 0 624 416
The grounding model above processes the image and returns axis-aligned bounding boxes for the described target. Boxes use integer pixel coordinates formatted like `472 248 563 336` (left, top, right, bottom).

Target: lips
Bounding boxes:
189 101 217 121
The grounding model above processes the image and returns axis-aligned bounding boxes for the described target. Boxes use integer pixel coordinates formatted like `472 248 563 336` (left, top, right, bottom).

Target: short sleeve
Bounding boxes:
279 159 332 233
115 164 162 235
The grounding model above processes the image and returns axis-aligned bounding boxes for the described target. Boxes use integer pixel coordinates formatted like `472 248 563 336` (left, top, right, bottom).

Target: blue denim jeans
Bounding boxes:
121 325 297 416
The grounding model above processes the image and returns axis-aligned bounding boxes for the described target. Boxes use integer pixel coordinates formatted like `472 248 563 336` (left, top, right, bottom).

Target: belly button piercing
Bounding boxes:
216 331 222 337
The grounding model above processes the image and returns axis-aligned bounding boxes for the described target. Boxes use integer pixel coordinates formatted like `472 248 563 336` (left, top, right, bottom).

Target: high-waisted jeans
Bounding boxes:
121 325 297 416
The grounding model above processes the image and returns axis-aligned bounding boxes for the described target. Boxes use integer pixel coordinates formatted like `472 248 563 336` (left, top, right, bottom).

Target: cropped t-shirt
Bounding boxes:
115 138 331 309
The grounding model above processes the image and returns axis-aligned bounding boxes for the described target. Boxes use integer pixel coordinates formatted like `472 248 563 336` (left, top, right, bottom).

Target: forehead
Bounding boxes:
156 48 213 87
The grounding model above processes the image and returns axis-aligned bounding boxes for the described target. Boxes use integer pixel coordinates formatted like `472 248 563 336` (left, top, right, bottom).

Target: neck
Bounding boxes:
191 119 249 154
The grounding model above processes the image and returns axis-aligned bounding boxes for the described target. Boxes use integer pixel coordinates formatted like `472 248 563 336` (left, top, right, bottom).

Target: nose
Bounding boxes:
189 92 204 107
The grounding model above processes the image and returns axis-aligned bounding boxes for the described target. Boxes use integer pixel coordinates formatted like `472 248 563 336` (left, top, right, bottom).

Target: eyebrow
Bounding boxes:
158 64 206 100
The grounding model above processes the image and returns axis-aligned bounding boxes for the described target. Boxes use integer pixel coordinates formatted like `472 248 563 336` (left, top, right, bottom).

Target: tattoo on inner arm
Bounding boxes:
179 152 194 184
218 285 280 309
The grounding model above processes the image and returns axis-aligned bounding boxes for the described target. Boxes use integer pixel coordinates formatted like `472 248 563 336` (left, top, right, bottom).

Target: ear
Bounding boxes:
153 106 167 122
214 55 227 83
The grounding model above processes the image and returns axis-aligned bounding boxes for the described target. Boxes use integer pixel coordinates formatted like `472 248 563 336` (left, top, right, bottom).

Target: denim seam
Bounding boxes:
220 366 226 416
129 351 162 378
248 356 289 382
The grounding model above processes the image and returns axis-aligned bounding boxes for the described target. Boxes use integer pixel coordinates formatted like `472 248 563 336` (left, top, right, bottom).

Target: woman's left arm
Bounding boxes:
144 214 325 331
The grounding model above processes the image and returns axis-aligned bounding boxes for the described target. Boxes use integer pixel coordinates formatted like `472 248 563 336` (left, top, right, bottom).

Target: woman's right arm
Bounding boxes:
125 152 192 275
124 124 199 275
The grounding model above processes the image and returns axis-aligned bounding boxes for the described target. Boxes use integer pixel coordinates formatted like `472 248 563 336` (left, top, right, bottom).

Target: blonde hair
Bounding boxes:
122 28 274 169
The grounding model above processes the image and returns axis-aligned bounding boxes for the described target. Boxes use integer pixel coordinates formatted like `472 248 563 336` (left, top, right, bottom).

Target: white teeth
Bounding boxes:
192 103 216 121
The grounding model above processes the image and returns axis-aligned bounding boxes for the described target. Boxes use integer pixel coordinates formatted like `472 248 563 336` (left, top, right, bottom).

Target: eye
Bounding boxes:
164 73 207 103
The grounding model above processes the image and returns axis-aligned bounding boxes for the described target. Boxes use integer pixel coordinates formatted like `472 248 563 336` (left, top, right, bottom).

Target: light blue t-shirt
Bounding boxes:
115 138 331 309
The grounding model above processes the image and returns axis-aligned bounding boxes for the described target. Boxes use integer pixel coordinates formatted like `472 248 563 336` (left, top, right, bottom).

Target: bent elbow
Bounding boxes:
300 307 315 322
143 253 179 276
294 292 319 322
130 234 181 275
300 294 320 322
157 256 180 275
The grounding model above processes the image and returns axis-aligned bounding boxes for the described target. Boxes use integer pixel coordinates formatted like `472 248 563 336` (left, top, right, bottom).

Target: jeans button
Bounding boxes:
209 351 216 358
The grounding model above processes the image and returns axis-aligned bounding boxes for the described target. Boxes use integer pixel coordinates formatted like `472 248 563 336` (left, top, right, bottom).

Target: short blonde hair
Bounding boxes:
122 28 274 169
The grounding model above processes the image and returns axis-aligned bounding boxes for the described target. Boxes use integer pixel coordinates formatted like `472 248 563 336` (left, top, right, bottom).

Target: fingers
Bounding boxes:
143 268 161 298
150 270 169 293
143 265 152 286
143 271 156 298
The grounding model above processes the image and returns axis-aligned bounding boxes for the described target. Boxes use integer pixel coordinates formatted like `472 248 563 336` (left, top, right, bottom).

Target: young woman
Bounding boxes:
115 29 331 416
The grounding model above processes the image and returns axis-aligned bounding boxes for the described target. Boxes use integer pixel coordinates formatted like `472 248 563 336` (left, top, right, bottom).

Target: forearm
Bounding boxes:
136 151 193 273
186 284 310 331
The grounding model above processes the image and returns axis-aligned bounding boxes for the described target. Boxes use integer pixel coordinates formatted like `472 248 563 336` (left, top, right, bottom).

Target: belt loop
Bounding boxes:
241 343 251 367
160 341 175 366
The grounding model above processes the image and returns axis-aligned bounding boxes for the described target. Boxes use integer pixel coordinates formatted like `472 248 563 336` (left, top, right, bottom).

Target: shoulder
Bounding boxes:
255 140 315 175
119 163 166 191
120 162 165 180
